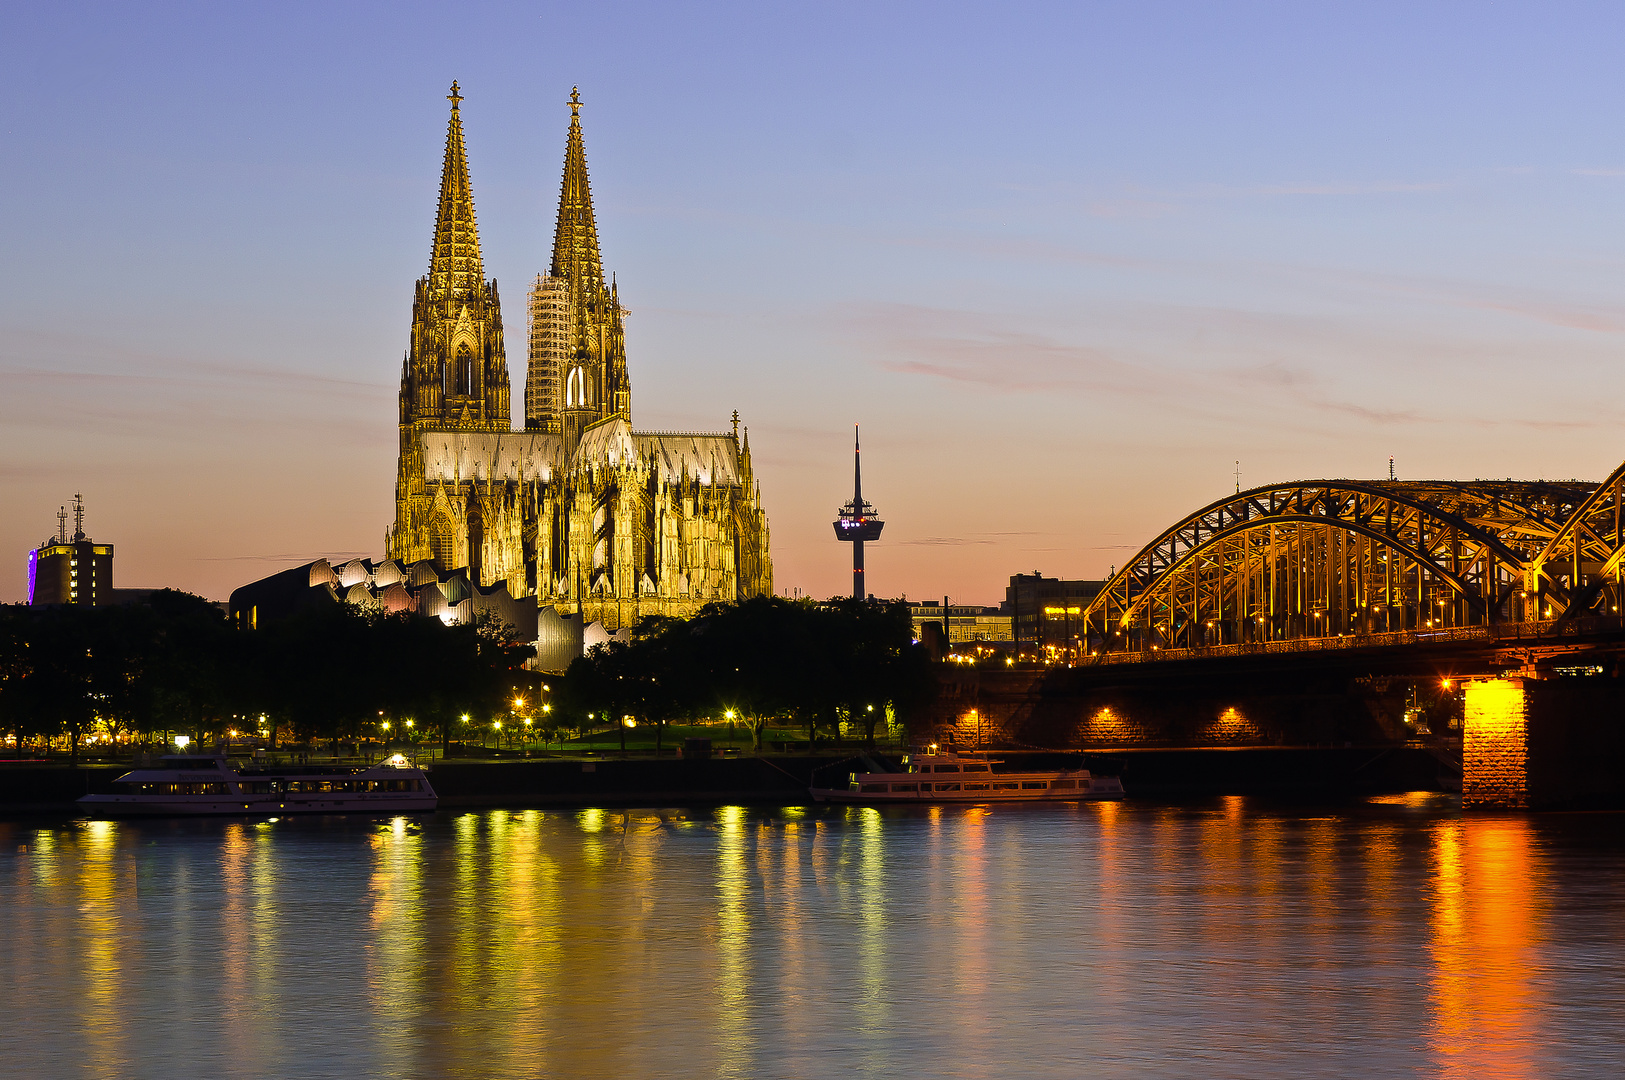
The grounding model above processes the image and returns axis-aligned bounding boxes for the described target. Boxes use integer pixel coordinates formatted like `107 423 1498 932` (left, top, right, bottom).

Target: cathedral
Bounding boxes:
385 84 772 630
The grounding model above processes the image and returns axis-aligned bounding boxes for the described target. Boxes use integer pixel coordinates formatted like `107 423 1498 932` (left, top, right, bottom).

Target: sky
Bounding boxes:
6 1 1625 606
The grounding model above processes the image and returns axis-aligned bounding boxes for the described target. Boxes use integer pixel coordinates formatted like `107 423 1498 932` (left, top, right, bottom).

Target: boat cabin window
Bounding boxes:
934 764 960 773
963 765 990 773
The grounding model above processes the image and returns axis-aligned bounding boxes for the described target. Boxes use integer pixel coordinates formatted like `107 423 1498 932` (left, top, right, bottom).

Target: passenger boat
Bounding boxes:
77 753 438 817
809 749 1124 803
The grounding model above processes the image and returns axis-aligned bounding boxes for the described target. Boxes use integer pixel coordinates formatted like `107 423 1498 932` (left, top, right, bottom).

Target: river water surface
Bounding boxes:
5 797 1625 1079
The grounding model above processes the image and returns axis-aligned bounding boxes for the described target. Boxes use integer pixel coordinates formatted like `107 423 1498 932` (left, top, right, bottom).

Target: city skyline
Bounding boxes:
7 3 1625 606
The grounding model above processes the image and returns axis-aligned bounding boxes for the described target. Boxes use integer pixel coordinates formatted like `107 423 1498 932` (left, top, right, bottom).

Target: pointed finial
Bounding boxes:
448 82 463 110
570 87 581 114
731 409 740 441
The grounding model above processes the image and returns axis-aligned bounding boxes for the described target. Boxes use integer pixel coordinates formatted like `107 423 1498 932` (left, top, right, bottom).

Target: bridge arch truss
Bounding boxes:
1081 479 1597 654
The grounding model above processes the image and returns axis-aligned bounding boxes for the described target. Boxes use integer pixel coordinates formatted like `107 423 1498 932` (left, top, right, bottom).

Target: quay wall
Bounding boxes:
0 747 1459 815
922 666 1411 750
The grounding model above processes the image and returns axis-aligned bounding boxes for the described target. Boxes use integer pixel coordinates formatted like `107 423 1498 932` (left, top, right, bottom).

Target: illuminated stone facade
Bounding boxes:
387 86 772 629
1463 678 1530 808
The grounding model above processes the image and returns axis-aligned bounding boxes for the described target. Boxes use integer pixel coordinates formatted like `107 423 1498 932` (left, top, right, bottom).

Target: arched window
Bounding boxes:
566 366 587 408
456 344 474 396
429 515 455 570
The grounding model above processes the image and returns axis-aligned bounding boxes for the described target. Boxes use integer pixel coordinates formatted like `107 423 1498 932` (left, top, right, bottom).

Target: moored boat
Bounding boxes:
77 753 437 817
809 749 1124 803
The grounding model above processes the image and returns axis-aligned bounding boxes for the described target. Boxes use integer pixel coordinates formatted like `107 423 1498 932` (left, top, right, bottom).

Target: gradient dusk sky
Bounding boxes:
6 2 1625 606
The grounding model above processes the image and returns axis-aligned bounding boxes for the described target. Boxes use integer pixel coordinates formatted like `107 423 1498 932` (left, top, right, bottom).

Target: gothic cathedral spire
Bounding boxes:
429 81 485 300
551 87 604 293
527 88 630 448
399 81 509 433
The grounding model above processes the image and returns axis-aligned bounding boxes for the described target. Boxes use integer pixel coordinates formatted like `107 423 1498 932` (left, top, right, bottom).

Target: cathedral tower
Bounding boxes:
389 83 511 572
525 89 629 451
401 82 510 431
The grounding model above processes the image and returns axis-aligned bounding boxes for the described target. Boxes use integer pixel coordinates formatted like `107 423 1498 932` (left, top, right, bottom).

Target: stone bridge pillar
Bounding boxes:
1464 675 1625 809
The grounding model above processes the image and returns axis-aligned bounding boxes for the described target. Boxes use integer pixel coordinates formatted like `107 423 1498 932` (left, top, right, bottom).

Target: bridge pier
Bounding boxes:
1463 676 1625 809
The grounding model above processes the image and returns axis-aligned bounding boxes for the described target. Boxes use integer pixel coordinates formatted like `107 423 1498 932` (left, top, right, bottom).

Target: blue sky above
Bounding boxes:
5 2 1625 604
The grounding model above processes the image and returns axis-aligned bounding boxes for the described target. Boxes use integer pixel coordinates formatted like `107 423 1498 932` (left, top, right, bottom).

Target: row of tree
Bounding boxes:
556 596 935 749
0 592 531 759
0 592 937 759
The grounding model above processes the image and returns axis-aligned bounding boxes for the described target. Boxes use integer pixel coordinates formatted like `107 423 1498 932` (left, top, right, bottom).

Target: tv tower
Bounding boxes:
833 425 884 599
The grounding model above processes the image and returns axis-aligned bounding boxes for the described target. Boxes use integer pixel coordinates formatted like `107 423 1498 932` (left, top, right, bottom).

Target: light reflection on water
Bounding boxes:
5 799 1625 1079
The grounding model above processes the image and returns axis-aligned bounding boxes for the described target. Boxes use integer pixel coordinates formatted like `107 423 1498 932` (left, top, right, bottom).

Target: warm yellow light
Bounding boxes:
724 709 736 720
174 735 191 749
513 697 525 709
866 704 874 712
1441 679 1452 691
404 720 413 729
622 716 636 728
524 718 532 727
542 704 551 713
380 721 390 730
461 715 470 723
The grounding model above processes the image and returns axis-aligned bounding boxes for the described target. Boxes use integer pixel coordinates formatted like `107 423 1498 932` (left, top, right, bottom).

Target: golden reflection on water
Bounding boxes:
0 801 1606 1078
79 819 127 1078
1430 817 1543 1079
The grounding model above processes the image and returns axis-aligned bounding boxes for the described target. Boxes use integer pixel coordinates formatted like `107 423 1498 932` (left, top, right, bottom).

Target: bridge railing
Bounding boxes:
1077 617 1623 667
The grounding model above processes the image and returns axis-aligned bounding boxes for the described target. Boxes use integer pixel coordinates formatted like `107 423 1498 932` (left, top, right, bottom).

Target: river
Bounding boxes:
4 797 1625 1078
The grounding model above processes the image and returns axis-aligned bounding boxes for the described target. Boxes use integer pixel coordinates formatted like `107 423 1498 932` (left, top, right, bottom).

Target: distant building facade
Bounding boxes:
384 86 772 631
908 600 1012 645
1006 573 1108 655
28 496 113 606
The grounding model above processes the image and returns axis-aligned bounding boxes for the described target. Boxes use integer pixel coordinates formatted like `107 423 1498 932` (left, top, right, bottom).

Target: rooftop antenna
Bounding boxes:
1389 456 1396 481
1234 460 1241 494
832 424 884 599
56 505 68 544
72 493 85 541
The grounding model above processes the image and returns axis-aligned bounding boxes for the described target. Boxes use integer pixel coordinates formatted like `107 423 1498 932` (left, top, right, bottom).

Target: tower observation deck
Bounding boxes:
833 426 884 599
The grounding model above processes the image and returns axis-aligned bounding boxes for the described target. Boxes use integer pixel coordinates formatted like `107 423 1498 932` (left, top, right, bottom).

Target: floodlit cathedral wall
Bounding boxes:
386 85 772 630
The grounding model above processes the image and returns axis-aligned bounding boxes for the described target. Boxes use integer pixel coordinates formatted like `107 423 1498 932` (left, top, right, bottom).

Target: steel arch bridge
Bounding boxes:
1078 471 1625 657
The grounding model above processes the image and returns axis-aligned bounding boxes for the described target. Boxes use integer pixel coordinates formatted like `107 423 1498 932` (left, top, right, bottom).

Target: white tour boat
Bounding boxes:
809 749 1125 803
78 753 438 817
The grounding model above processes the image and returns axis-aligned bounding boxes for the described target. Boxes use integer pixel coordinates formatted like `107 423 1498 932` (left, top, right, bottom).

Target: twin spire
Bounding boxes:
428 82 606 301
552 87 606 295
428 81 484 299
